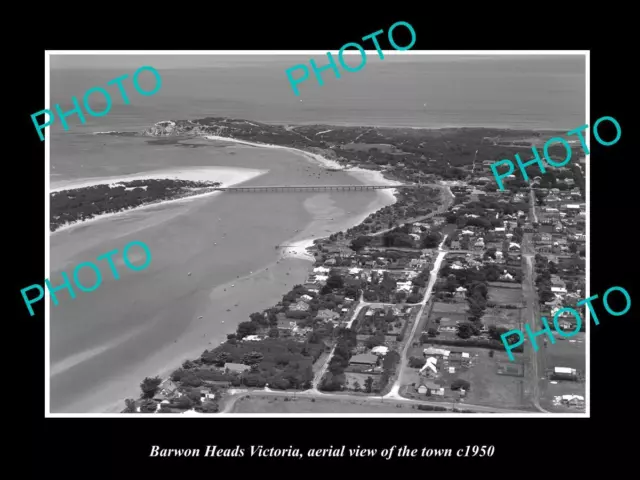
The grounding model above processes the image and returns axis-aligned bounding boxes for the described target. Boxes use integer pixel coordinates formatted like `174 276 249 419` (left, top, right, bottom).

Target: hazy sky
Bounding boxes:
49 54 586 71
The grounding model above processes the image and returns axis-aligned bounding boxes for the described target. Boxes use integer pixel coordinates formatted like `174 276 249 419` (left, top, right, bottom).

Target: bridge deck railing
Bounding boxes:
214 184 419 192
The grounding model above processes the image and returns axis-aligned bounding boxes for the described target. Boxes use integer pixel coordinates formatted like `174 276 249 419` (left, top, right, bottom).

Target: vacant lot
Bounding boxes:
432 302 468 314
546 332 586 370
488 286 522 305
401 348 530 410
432 312 467 325
232 395 420 414
482 307 522 330
488 281 521 289
344 372 376 392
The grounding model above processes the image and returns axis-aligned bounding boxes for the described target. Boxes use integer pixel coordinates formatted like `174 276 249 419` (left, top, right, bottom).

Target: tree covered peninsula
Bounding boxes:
50 179 221 232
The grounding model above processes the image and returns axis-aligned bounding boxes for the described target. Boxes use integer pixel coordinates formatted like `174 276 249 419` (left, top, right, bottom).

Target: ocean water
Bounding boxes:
48 55 586 413
50 55 585 141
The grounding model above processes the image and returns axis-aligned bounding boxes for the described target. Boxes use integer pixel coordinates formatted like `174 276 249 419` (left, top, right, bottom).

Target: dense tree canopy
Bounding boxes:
140 376 162 398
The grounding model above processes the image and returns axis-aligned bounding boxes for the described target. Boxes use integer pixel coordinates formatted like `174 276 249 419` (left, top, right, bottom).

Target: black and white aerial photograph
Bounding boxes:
45 52 587 416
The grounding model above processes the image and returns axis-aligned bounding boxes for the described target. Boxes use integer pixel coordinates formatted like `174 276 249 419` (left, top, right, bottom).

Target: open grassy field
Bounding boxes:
540 379 586 413
232 394 421 414
488 281 521 289
432 312 467 324
538 331 586 412
488 286 522 305
432 302 468 314
482 307 522 330
545 331 586 371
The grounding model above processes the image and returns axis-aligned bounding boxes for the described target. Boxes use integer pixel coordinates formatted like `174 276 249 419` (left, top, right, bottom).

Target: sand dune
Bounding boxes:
50 166 267 193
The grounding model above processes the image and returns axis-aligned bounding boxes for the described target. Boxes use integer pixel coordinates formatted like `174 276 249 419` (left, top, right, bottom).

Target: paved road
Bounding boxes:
529 189 539 224
219 386 528 414
309 292 365 392
385 242 449 399
521 193 549 412
522 252 548 413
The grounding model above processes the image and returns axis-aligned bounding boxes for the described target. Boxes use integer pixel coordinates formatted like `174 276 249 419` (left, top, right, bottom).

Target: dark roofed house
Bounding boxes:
349 353 379 367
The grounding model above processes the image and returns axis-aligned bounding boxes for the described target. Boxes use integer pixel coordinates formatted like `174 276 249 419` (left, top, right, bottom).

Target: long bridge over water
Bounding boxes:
215 184 419 193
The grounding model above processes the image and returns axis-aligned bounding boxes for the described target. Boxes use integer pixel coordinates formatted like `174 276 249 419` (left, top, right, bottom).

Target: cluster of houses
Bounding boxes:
414 171 585 405
533 200 586 256
343 306 414 374
140 377 229 414
533 190 586 335
317 245 434 271
552 394 585 409
412 347 476 397
450 220 523 253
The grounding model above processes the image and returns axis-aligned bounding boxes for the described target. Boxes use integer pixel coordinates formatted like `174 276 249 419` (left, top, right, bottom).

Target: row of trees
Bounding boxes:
319 328 358 391
466 281 489 322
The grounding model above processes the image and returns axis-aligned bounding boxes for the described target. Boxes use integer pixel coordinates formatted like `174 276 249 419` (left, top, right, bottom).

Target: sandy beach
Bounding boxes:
203 135 345 170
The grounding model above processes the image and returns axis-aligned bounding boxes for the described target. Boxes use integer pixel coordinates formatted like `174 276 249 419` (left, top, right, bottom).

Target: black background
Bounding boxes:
15 9 635 477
